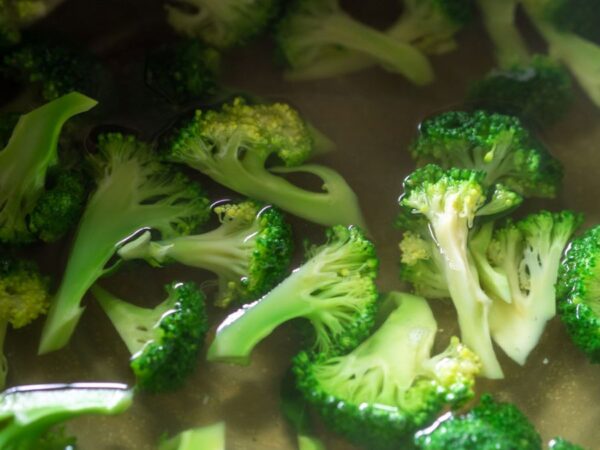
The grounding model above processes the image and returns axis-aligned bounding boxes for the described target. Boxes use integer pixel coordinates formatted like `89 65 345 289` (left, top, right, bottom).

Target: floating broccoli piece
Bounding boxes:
159 422 225 450
0 382 132 449
294 292 480 450
92 282 208 393
119 200 293 308
166 97 365 228
557 225 600 363
275 0 433 85
414 394 541 449
208 225 378 363
0 93 96 244
531 0 600 44
548 437 586 450
145 39 220 104
165 0 279 49
410 110 563 198
0 0 47 47
38 133 211 354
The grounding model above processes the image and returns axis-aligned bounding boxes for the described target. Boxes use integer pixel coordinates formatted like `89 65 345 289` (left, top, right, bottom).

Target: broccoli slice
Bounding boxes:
0 382 132 448
548 437 586 450
557 225 600 362
145 39 220 104
166 97 366 228
38 133 211 354
207 225 378 363
0 92 96 244
473 211 582 365
0 0 47 47
294 292 480 450
275 0 433 85
165 0 279 49
414 394 541 449
410 110 563 198
92 282 208 393
119 200 293 308
159 422 225 450
399 165 522 378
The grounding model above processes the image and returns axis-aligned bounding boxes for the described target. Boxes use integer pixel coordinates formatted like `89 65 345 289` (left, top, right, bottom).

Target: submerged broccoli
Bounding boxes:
119 200 293 308
166 97 366 228
294 292 480 450
0 253 49 389
548 437 585 450
92 282 208 393
38 133 211 354
557 225 600 362
165 0 279 49
275 0 434 85
0 382 132 449
145 39 220 104
207 225 378 363
0 0 47 47
414 394 541 449
410 110 563 198
0 92 96 244
159 422 225 450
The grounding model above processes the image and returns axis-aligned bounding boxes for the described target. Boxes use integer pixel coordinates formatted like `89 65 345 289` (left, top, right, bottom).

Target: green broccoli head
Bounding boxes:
294 292 480 450
165 0 279 49
548 437 585 450
410 111 563 198
468 55 573 127
119 200 294 308
0 0 47 47
145 39 220 104
208 225 378 364
537 0 600 44
159 422 226 450
93 282 208 393
557 225 600 362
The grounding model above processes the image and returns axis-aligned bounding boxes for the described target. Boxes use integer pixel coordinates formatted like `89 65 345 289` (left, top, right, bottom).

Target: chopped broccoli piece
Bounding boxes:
92 282 208 393
166 97 366 228
294 292 480 450
207 225 378 363
159 422 225 450
38 133 211 354
414 394 541 449
0 93 96 244
557 225 600 362
119 200 293 308
0 382 132 449
145 39 220 104
410 110 563 198
275 0 434 85
165 0 279 49
548 437 586 450
0 0 47 47
532 0 600 44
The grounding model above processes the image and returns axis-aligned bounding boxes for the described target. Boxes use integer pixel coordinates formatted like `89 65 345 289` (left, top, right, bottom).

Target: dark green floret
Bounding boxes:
165 96 365 227
294 292 480 450
165 0 279 49
410 110 563 197
158 422 225 450
93 282 208 393
39 132 211 354
557 225 600 363
0 382 133 449
119 200 293 308
536 0 600 44
145 39 220 104
414 394 541 449
548 437 586 450
207 225 378 363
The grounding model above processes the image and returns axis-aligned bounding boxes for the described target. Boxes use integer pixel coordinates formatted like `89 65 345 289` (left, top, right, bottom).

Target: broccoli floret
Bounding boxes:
532 0 600 44
159 422 225 450
166 97 366 228
207 225 378 363
38 133 211 354
0 0 47 48
0 92 96 244
548 437 586 450
275 0 434 85
414 394 541 449
467 55 573 126
470 211 582 365
294 292 480 450
410 110 563 198
145 39 220 104
92 281 208 393
165 0 279 49
119 200 293 308
399 165 523 378
0 382 132 449
557 225 600 362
